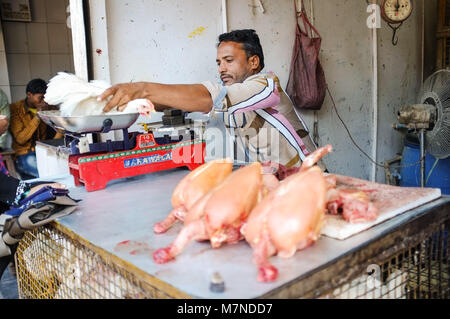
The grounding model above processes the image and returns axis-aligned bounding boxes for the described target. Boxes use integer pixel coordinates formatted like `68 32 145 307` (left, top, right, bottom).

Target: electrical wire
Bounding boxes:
327 87 425 169
425 158 439 186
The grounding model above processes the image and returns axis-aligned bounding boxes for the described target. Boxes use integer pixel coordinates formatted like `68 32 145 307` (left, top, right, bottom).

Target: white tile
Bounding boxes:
26 23 50 54
29 54 51 80
48 23 70 54
6 54 31 86
3 22 28 53
0 51 10 85
45 0 67 23
50 54 70 75
10 85 26 104
29 0 47 23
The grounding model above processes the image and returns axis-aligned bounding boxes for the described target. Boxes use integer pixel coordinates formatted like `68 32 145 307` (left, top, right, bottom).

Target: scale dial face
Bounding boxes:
381 0 413 24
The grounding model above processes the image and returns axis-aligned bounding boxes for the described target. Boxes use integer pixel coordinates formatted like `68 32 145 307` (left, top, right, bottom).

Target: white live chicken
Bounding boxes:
44 72 155 117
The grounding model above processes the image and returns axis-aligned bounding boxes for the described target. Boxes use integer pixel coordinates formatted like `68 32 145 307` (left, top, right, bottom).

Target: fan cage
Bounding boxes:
419 70 450 159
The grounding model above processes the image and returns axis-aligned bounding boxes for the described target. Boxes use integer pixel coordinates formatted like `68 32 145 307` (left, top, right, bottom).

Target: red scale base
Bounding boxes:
68 132 205 192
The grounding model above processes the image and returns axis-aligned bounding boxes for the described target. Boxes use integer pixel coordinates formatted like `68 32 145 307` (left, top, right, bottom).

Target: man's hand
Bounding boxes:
0 115 8 135
36 102 50 112
46 104 60 111
99 82 148 113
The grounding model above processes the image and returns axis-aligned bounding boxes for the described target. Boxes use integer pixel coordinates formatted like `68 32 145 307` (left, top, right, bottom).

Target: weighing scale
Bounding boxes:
38 109 206 192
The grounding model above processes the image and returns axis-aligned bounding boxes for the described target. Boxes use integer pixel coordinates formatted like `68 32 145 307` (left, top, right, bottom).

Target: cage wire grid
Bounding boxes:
14 223 184 299
13 218 449 299
320 222 449 299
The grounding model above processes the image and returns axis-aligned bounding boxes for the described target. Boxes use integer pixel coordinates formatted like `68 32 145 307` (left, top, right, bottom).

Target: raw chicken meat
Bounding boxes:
262 145 329 181
324 173 378 223
263 157 379 224
153 158 234 234
241 145 332 282
153 162 267 264
261 162 299 181
326 188 378 223
44 72 155 117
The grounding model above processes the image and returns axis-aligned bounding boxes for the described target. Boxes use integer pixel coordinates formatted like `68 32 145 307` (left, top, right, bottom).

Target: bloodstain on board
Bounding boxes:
96 48 102 55
114 240 152 256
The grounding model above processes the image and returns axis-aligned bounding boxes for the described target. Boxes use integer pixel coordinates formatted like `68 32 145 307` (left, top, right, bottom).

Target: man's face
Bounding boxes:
26 92 47 110
216 41 260 86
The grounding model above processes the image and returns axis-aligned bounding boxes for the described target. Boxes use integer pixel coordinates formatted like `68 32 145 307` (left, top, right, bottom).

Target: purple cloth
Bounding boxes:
0 154 8 175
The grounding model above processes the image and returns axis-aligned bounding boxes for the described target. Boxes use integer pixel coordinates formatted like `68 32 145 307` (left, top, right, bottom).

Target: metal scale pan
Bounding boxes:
38 110 140 134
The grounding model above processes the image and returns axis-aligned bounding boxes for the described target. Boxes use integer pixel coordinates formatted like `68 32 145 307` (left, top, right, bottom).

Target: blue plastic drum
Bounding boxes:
399 141 450 195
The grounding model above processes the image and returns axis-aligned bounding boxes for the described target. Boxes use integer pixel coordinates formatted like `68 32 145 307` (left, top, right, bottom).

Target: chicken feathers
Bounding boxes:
44 72 155 117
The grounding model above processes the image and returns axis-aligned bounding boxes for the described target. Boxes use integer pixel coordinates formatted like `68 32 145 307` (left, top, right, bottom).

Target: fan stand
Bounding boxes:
419 129 426 187
393 70 450 189
395 103 437 188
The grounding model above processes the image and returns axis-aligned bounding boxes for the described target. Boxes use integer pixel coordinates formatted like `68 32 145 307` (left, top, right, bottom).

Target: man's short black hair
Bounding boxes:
218 29 265 70
26 78 47 95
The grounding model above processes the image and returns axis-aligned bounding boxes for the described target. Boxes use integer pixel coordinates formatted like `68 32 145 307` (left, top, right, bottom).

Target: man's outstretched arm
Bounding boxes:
99 82 213 113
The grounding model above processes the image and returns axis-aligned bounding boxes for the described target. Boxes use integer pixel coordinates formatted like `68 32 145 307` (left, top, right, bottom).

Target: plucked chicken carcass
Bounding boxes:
241 145 332 282
153 162 270 264
153 158 234 234
44 72 155 117
263 160 379 224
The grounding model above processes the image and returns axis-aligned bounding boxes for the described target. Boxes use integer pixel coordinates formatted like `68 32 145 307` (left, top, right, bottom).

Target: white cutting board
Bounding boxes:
321 174 442 240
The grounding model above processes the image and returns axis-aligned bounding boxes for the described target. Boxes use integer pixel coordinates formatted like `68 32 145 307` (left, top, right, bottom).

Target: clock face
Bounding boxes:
382 0 413 23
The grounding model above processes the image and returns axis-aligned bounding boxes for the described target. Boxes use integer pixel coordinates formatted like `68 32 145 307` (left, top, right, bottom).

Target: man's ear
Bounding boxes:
249 55 260 71
26 92 33 99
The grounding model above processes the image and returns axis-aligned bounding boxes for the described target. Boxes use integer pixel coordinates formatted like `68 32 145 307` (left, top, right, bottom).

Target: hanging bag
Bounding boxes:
286 0 327 110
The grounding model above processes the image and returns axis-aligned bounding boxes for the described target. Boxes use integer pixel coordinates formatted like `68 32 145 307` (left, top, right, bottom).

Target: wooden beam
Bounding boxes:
69 0 88 81
88 0 110 83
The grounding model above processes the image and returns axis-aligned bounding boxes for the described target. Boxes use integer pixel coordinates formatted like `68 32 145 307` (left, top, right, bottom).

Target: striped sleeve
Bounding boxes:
227 77 280 115
201 81 228 112
201 75 280 114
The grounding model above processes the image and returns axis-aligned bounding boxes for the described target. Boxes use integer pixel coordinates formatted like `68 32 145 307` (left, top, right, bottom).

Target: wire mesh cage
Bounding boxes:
14 223 182 299
13 204 450 299
257 201 450 299
323 224 449 299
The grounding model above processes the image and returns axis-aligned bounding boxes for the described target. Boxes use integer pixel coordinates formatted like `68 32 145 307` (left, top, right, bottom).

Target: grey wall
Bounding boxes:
376 0 424 181
87 0 437 183
105 0 222 85
305 0 375 180
424 0 438 80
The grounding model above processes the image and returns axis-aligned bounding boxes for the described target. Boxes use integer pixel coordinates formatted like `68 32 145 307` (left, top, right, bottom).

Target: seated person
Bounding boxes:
9 79 62 180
